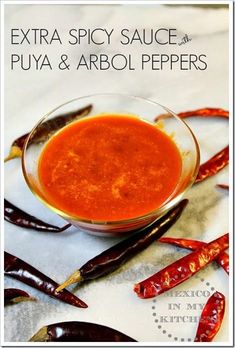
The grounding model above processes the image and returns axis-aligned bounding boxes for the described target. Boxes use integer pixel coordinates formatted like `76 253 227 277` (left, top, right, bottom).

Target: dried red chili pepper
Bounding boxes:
4 288 36 305
176 107 229 119
134 233 228 299
195 146 229 183
159 237 229 274
4 199 71 232
56 199 188 292
195 291 225 342
4 104 92 162
155 107 229 121
216 184 229 190
29 321 137 342
4 251 87 308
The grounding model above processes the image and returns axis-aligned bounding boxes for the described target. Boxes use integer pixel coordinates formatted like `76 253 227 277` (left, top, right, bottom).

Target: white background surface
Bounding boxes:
3 3 230 344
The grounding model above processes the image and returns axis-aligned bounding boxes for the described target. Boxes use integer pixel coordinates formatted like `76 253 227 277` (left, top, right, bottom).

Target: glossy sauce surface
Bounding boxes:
38 115 182 221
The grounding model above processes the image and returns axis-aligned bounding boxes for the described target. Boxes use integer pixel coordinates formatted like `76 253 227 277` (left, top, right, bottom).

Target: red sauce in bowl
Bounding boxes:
38 114 182 221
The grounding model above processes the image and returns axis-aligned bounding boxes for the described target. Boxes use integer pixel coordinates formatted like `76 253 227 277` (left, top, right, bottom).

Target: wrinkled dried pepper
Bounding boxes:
4 251 87 308
56 199 188 292
4 288 35 305
29 321 137 342
155 107 229 121
159 237 229 274
4 199 71 232
216 184 229 190
195 146 229 183
5 104 92 162
134 233 228 299
195 291 225 342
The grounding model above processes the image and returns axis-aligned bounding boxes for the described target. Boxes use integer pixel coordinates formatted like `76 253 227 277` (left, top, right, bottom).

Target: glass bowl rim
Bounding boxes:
22 93 200 226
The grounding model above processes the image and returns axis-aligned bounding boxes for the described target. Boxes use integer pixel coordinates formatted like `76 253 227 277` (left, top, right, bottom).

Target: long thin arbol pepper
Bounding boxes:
134 233 229 299
4 104 92 162
4 252 87 308
56 199 188 292
29 321 137 342
216 184 229 190
159 237 229 274
155 107 229 121
4 288 36 305
195 146 229 183
4 199 71 232
195 291 225 342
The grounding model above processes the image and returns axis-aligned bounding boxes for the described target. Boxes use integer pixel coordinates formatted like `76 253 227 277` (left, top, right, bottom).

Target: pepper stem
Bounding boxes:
155 113 170 121
56 270 82 292
29 326 49 342
11 296 36 304
59 223 72 232
4 146 22 162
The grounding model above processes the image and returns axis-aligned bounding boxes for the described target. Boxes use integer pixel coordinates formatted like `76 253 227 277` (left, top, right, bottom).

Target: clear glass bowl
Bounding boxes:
22 94 200 235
